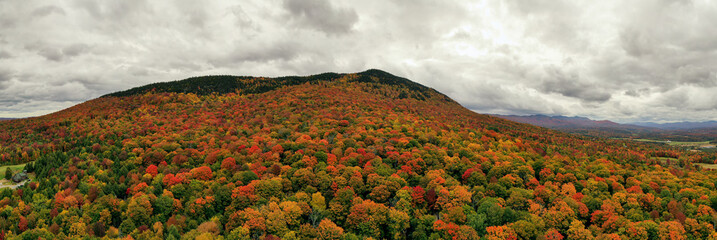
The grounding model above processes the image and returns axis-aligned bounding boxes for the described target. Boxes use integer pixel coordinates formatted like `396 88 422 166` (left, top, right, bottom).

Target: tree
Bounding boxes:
4 167 11 180
485 225 517 240
120 219 136 236
311 192 326 211
221 157 236 171
658 221 686 240
544 228 564 240
346 199 389 238
191 166 213 180
566 220 593 240
317 219 343 240
126 195 154 227
369 185 391 203
146 164 158 177
511 220 539 240
18 216 28 232
153 195 174 222
387 208 410 239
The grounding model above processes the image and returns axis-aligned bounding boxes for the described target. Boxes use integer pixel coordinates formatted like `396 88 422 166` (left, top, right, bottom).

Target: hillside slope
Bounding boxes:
0 70 716 239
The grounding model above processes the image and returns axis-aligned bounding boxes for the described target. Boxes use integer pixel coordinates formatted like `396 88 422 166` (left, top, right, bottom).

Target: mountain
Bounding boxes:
494 114 631 129
0 69 715 239
494 115 717 142
631 121 717 130
103 69 451 102
493 114 657 138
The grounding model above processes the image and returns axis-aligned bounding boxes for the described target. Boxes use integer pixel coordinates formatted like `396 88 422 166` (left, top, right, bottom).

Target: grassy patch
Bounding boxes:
701 147 717 153
654 157 679 165
667 141 711 146
0 162 33 187
694 163 717 170
0 162 28 175
619 138 717 151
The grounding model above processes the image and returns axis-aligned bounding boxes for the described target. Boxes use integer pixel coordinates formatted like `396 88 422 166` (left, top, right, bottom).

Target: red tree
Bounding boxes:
191 166 213 180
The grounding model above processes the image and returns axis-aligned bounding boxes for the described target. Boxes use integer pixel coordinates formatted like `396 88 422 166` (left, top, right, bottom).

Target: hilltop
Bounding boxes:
103 69 452 103
0 70 716 239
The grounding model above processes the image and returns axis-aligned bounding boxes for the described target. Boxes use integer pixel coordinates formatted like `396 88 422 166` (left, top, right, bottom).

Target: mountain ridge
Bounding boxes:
493 114 652 130
103 69 453 103
496 114 717 131
630 120 717 130
494 114 717 142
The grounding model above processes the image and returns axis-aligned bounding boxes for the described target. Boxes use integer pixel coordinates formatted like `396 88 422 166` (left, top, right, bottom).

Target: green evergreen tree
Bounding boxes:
4 168 11 180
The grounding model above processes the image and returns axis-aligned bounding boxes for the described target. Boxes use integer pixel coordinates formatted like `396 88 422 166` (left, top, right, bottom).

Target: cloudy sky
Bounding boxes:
1 0 717 123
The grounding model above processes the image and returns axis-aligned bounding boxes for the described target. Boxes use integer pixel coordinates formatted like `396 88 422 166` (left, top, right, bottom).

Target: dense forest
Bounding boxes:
1 70 717 239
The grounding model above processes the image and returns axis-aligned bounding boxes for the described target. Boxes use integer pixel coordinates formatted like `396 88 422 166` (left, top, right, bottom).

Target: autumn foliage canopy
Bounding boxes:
0 70 716 239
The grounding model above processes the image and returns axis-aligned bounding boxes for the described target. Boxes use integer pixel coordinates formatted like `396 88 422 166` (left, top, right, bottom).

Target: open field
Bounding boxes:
666 141 712 147
626 139 711 145
0 162 28 175
617 138 716 150
702 147 717 153
0 162 34 187
652 158 717 171
654 157 679 166
630 138 664 143
694 163 717 170
614 138 671 144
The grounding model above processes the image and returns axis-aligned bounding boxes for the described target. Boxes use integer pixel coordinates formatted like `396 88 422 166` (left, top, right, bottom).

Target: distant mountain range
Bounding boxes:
493 114 717 141
495 114 717 131
629 121 717 130
493 114 651 131
0 118 15 121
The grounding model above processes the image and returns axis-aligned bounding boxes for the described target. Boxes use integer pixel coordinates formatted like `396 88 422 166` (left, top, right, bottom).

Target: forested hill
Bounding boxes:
103 69 453 103
0 69 716 239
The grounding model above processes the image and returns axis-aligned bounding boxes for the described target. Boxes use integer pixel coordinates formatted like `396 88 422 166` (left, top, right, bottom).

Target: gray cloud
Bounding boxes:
0 50 11 59
538 66 612 102
624 88 650 97
217 41 300 65
62 44 90 57
0 69 13 90
23 43 89 62
676 65 716 87
38 48 64 61
283 0 358 35
620 29 655 58
31 5 65 17
0 1 716 123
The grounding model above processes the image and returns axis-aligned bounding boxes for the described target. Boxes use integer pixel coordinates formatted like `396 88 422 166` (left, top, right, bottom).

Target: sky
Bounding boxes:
1 0 717 123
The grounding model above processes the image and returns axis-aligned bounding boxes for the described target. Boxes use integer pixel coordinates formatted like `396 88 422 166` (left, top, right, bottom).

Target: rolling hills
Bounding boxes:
0 70 716 239
495 114 717 144
631 121 717 130
493 115 642 130
493 114 654 138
